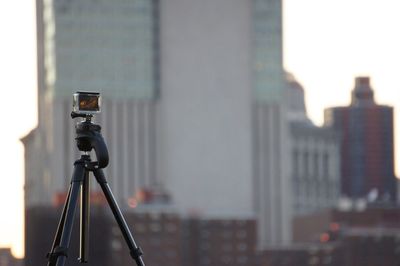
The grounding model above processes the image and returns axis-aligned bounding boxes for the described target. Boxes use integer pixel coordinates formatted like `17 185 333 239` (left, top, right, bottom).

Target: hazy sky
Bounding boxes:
0 0 36 258
1 0 400 258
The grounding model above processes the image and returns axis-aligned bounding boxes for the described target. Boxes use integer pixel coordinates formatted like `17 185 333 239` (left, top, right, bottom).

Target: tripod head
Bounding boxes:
71 112 109 169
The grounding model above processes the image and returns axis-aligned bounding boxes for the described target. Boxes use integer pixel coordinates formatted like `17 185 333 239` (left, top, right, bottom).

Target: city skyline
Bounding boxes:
29 0 292 252
1 0 400 258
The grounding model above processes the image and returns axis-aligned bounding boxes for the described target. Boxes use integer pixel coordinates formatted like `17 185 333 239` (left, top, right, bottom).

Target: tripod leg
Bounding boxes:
79 170 90 263
47 185 72 262
93 168 145 266
47 162 86 266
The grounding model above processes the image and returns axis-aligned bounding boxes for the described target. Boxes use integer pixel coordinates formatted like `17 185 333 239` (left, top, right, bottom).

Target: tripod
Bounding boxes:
47 113 145 266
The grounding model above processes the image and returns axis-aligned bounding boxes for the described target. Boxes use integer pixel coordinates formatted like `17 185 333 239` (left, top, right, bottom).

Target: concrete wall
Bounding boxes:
158 0 254 218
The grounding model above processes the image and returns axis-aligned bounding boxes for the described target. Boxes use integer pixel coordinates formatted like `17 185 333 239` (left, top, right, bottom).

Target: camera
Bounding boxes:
73 92 101 115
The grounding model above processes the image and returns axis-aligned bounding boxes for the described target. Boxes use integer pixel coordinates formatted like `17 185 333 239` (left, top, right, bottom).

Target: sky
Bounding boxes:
0 0 37 259
1 0 400 259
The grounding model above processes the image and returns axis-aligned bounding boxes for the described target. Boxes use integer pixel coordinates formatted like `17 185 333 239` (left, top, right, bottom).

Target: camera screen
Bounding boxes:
79 94 100 111
73 92 101 114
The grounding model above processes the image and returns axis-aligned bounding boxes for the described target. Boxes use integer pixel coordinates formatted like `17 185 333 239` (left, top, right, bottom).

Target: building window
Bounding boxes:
313 152 319 177
200 258 210 265
236 230 247 239
237 256 248 264
222 231 233 239
166 223 177 233
201 230 210 239
150 223 161 232
323 153 329 177
293 149 299 178
222 243 233 252
237 243 248 251
200 243 210 251
304 151 309 177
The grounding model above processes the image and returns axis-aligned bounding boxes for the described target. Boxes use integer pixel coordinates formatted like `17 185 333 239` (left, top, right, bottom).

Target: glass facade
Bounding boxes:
252 0 285 102
43 0 284 102
44 0 158 99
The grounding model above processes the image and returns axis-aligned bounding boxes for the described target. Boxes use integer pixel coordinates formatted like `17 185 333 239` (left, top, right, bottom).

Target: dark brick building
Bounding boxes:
258 230 400 266
288 207 400 266
342 228 400 266
325 77 397 201
25 205 257 266
25 206 184 266
257 244 344 266
25 206 112 266
114 211 183 266
26 204 400 266
183 218 257 266
293 206 400 243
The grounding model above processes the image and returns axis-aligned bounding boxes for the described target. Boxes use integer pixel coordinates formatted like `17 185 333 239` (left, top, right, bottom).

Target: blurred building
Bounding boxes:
325 77 397 202
257 244 344 266
286 74 341 215
289 206 400 266
24 205 258 266
182 218 257 266
25 0 290 254
251 0 292 247
341 228 400 266
292 206 400 243
258 230 400 266
25 206 112 266
24 206 184 266
0 249 23 266
115 210 184 266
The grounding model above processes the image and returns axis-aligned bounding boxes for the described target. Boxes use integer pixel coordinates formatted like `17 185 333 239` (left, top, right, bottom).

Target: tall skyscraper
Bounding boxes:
252 0 292 246
25 0 160 207
325 77 397 202
25 0 290 250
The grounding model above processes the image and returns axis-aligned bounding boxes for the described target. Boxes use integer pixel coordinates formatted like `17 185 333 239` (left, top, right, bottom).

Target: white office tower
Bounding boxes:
158 0 255 218
25 0 291 247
